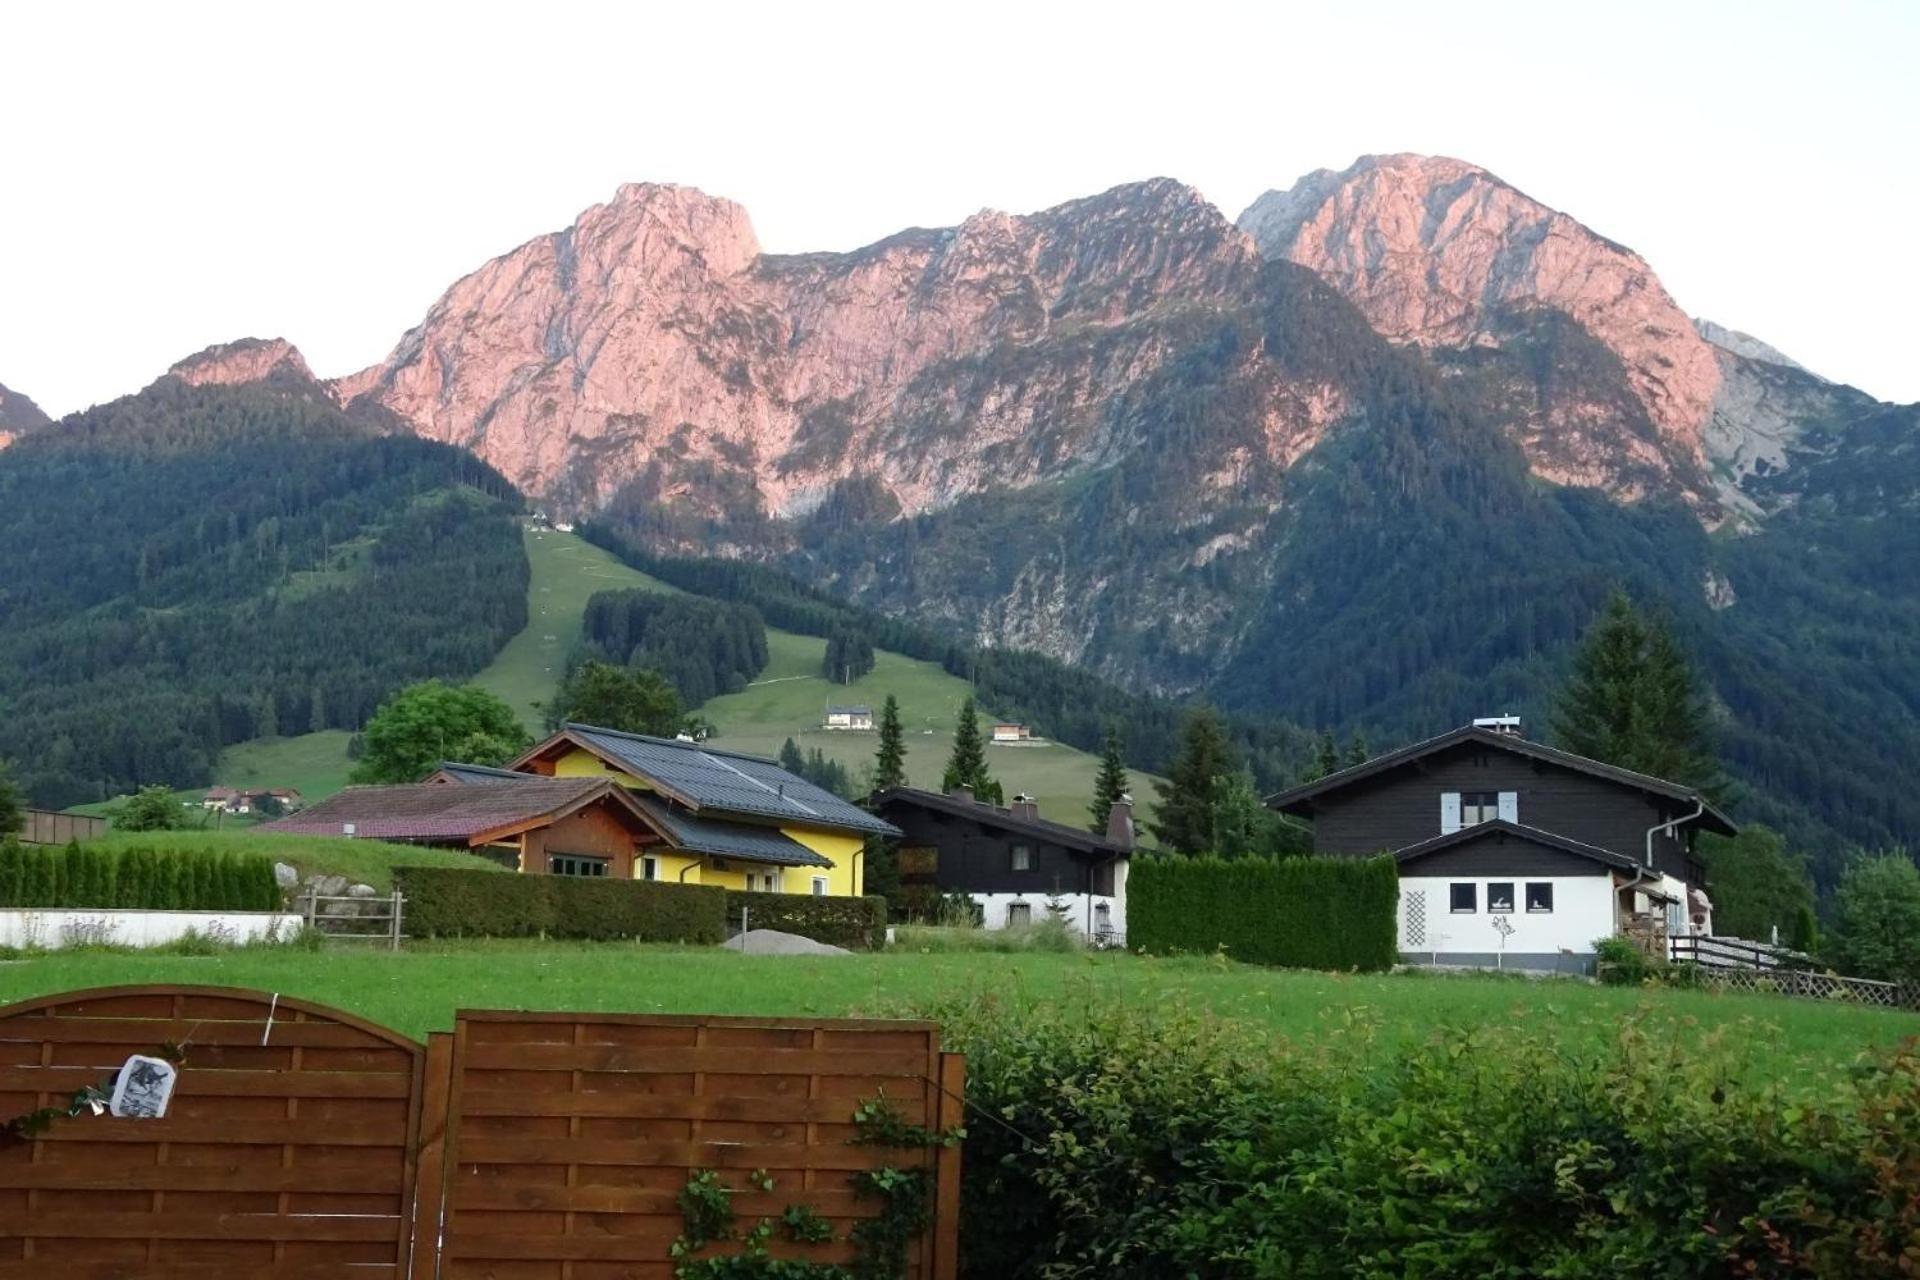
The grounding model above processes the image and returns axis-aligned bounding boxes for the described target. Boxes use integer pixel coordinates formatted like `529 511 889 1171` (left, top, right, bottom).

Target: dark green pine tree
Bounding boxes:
1309 730 1341 781
1552 589 1724 795
1149 707 1235 854
941 697 1002 806
1088 723 1131 834
0 760 22 836
874 694 907 792
1344 729 1370 769
778 737 806 776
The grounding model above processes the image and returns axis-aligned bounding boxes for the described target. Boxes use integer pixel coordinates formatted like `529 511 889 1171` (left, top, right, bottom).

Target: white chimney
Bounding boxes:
1473 715 1522 737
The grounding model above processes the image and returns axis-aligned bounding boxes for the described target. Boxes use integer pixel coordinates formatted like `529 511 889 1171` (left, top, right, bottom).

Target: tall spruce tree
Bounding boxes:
1344 729 1370 769
1552 590 1724 794
778 737 806 775
1307 730 1341 781
1088 723 1131 834
0 761 22 836
874 694 907 792
1150 707 1235 854
941 697 1002 805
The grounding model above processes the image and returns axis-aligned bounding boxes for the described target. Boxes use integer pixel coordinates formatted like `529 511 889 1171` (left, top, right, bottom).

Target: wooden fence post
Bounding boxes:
302 888 316 932
933 1051 965 1280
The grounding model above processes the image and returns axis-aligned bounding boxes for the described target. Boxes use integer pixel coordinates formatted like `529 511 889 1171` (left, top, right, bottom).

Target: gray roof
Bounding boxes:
557 724 898 836
630 797 834 868
870 787 1129 857
1391 819 1642 873
1264 724 1737 836
429 761 532 785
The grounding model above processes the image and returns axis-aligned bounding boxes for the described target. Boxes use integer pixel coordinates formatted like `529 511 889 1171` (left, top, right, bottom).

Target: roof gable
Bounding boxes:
871 787 1128 857
1393 819 1640 873
1264 725 1736 835
513 724 898 838
259 776 664 846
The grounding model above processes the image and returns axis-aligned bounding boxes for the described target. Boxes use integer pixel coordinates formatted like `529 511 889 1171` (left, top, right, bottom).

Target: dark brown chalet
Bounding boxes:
869 786 1134 942
1265 720 1736 972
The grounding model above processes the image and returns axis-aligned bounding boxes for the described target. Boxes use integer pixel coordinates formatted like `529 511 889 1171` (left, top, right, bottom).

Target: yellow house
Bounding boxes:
499 724 897 896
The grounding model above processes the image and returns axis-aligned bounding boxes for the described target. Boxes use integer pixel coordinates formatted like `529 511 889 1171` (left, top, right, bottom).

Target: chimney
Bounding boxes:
1012 793 1038 821
1105 794 1135 851
948 783 975 804
1472 715 1522 737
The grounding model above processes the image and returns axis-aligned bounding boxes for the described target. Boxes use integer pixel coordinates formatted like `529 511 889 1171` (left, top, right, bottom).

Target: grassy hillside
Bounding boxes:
196 528 1158 827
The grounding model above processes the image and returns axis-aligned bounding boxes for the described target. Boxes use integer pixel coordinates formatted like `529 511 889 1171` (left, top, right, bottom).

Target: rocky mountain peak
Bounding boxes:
1239 152 1723 500
168 337 318 390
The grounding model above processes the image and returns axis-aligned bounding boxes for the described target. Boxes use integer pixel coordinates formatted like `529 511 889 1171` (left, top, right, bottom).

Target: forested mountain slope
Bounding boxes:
0 376 528 806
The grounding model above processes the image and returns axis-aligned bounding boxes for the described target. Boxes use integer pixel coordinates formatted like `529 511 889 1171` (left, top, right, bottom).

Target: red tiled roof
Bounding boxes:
258 777 630 843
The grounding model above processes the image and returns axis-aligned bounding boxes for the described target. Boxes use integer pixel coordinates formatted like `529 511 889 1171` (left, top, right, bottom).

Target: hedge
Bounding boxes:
1129 854 1398 970
935 995 1920 1279
394 866 726 943
724 891 887 950
0 837 280 911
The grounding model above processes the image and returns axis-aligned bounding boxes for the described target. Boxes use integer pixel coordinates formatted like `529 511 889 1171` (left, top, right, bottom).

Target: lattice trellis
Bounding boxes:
1403 890 1427 948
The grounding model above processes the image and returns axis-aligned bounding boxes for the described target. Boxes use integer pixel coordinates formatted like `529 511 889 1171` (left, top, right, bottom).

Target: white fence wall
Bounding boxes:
0 909 298 950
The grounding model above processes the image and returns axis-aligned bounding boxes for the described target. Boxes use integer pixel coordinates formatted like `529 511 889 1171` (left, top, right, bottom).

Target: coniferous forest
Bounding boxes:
0 380 528 807
578 590 769 705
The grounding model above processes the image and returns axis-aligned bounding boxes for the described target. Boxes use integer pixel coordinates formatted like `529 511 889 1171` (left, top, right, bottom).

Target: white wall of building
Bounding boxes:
0 909 300 950
971 891 1125 942
1397 874 1614 966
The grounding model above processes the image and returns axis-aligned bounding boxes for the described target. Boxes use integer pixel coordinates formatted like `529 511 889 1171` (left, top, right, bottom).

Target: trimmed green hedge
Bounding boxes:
394 866 726 943
1130 854 1397 970
0 837 280 911
724 891 888 950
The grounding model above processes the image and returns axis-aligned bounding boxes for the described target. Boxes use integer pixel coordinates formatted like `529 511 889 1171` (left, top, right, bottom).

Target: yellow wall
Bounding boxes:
549 747 866 896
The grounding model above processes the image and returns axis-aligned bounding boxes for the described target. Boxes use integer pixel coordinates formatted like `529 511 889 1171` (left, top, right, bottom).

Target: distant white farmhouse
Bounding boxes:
823 705 875 731
990 722 1031 744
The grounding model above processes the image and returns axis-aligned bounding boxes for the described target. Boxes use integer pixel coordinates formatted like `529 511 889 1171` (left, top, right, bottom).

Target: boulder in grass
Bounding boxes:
722 929 850 956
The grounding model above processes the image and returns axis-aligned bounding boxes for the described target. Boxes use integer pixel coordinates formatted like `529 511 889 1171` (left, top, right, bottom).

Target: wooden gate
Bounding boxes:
432 1011 962 1279
0 984 428 1278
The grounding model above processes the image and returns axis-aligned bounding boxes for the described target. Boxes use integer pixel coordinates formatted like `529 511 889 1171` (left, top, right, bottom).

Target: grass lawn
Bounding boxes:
86 830 504 892
197 528 1160 825
0 943 1906 1090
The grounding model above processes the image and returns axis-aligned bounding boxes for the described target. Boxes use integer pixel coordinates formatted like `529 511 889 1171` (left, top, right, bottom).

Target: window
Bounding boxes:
1006 902 1033 927
1010 845 1032 872
1487 882 1515 914
811 876 829 896
1450 882 1477 914
1525 882 1554 913
899 846 938 875
640 856 659 882
1460 792 1500 826
550 855 609 877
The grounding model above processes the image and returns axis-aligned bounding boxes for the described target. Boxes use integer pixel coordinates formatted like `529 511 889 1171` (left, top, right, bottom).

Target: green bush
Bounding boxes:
1129 854 1398 970
0 838 278 911
394 866 726 943
932 994 1920 1280
723 891 887 950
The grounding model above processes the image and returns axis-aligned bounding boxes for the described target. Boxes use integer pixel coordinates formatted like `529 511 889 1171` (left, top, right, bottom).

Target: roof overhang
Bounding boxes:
1392 819 1640 874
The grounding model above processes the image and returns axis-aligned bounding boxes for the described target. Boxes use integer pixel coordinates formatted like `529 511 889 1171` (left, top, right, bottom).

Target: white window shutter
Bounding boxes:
1440 792 1461 834
1497 791 1518 823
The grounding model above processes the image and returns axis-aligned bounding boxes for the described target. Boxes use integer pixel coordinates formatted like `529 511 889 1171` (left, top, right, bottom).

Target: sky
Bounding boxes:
4 0 1916 417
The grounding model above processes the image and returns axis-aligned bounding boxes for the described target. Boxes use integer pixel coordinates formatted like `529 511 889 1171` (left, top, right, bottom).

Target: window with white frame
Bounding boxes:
1006 902 1033 926
640 856 659 882
1460 792 1500 826
1525 882 1553 913
1449 882 1477 913
811 876 828 896
1010 844 1032 872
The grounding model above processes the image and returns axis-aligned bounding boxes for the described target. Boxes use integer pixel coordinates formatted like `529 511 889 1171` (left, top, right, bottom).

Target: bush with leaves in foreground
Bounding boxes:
929 993 1919 1279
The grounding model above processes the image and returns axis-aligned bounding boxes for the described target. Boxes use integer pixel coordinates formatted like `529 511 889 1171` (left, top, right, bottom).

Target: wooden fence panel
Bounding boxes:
437 1011 960 1280
0 984 426 1279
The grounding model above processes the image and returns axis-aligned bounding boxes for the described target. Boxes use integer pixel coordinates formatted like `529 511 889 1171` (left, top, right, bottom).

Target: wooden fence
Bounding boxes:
0 987 964 1278
301 889 406 949
18 809 107 846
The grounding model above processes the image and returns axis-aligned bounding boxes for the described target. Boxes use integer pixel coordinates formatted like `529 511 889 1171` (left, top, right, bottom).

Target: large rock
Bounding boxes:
722 929 850 957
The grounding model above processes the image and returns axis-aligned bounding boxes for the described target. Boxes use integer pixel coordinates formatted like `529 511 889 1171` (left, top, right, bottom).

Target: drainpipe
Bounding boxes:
1645 798 1705 870
851 844 864 898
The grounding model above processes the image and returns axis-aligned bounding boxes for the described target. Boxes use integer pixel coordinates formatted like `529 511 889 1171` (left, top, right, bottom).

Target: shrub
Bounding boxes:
394 866 726 943
1594 933 1659 984
892 920 1081 954
0 840 278 911
723 891 887 950
926 993 1920 1280
1129 854 1398 970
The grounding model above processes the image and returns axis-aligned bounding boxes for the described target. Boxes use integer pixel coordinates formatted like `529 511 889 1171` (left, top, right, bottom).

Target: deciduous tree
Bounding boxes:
1829 852 1920 982
545 661 682 738
352 680 532 784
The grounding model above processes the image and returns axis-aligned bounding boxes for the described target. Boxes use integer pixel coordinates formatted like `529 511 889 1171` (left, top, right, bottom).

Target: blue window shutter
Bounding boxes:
1498 791 1518 823
1440 792 1461 834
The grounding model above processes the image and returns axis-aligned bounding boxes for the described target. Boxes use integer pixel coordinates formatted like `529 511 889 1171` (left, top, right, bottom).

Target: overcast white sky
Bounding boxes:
4 0 1915 417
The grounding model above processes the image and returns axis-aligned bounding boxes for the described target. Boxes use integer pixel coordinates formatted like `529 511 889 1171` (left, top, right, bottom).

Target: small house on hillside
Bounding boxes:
990 723 1030 744
1265 721 1734 974
823 705 874 731
202 787 304 815
870 786 1134 942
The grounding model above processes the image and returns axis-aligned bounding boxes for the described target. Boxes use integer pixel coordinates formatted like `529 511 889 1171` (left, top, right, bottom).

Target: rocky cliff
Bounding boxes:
336 180 1346 521
169 337 318 390
1239 154 1727 508
0 380 50 451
